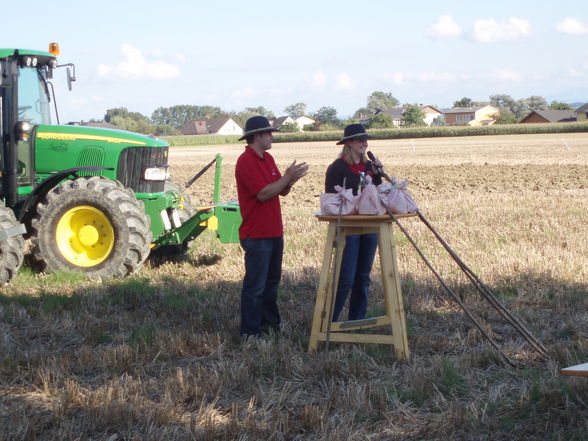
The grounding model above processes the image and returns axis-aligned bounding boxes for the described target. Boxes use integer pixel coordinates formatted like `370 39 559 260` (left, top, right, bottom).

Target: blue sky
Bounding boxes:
4 0 588 123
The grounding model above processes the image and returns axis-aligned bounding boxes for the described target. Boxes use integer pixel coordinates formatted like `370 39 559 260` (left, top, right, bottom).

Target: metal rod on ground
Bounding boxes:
325 177 346 352
185 157 217 189
388 209 515 366
416 211 548 356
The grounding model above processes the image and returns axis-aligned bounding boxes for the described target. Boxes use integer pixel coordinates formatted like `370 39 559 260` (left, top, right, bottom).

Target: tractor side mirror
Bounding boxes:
66 65 76 91
14 121 32 141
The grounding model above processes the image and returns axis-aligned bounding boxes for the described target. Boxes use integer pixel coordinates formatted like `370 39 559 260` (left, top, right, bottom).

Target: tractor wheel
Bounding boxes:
151 180 196 257
31 176 153 278
0 204 25 286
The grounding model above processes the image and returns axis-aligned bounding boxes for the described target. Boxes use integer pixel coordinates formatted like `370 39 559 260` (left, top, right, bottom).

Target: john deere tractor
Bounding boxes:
0 44 240 285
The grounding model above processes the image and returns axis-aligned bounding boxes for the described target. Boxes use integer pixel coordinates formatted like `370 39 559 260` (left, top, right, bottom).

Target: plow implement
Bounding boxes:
370 151 547 365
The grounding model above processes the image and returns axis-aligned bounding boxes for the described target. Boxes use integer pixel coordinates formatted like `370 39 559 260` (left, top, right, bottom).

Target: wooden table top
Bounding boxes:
316 213 416 222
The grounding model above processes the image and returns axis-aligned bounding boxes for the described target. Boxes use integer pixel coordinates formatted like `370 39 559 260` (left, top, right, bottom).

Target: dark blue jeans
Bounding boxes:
240 236 283 336
332 233 378 322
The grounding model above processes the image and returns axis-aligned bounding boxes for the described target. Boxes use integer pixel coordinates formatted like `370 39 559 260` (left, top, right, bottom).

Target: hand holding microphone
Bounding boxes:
367 151 393 183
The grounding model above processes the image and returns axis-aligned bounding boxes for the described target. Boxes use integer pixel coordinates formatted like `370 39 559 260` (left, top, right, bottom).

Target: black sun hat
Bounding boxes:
238 116 280 141
336 123 371 145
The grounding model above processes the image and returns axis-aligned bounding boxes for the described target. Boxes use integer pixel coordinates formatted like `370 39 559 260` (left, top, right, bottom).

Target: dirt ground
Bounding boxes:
169 132 588 204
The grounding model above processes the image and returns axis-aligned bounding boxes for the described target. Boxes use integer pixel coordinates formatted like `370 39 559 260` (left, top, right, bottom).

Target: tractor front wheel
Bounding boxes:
0 204 25 285
31 176 152 278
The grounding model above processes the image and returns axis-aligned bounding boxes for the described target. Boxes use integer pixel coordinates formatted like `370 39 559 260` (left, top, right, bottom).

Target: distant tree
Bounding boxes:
279 122 299 132
105 107 155 134
494 108 519 124
367 112 393 129
284 102 307 118
522 95 548 112
367 91 399 113
490 94 528 119
353 107 372 119
453 97 473 108
151 105 226 128
313 106 339 125
402 104 427 127
154 124 178 136
233 107 275 127
549 101 573 110
245 106 275 118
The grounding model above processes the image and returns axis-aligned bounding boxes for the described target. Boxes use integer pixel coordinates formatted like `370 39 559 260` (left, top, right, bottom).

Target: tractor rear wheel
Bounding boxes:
31 176 152 278
0 204 25 286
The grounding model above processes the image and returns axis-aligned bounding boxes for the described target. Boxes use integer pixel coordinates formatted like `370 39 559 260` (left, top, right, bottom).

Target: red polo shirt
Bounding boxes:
235 146 283 239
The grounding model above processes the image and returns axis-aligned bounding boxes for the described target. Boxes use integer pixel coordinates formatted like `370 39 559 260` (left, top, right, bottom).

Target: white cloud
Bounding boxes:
176 53 187 62
556 17 588 35
334 73 355 90
384 72 409 85
472 17 532 42
232 87 283 100
98 44 180 80
427 14 462 38
486 69 523 82
384 71 466 85
567 68 586 78
309 71 327 87
416 72 461 82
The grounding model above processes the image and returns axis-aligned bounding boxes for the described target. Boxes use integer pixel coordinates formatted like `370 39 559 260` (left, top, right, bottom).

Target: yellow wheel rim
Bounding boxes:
55 205 115 267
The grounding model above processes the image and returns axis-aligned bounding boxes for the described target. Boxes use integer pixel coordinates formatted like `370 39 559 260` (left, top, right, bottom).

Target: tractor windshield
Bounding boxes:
18 66 52 125
16 66 52 186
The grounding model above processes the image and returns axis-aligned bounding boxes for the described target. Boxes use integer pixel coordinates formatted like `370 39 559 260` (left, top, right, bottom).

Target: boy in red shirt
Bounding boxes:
235 116 308 337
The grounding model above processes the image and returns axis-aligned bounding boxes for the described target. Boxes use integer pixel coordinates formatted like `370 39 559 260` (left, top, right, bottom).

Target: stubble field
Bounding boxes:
1 133 587 440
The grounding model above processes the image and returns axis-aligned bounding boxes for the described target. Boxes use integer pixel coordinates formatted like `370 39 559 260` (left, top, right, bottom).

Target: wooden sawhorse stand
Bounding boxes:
308 214 413 360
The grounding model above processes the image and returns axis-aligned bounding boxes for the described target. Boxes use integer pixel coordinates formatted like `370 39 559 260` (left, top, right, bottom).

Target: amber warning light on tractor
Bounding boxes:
49 42 60 56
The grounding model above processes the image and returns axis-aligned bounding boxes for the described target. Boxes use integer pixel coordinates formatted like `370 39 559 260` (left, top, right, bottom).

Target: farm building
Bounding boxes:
519 110 577 124
575 103 588 122
421 105 443 126
373 105 443 127
375 107 405 127
269 116 295 129
293 115 316 130
443 105 499 126
179 117 242 136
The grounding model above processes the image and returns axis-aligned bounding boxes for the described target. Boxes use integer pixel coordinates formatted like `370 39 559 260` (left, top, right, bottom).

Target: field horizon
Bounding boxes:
1 133 586 440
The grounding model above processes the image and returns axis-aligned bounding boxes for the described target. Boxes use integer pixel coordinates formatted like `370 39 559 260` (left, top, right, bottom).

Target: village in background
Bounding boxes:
69 92 588 138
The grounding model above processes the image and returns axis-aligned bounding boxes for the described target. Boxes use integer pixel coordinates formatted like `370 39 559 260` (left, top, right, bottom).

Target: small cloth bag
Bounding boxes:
378 179 418 214
319 185 359 215
357 175 387 215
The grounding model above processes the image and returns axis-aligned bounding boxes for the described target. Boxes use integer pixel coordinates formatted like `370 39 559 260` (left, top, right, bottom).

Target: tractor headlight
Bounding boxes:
144 166 168 181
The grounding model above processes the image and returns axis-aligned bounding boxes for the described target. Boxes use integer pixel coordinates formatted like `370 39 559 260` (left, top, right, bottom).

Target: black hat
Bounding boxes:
336 123 371 145
239 116 279 141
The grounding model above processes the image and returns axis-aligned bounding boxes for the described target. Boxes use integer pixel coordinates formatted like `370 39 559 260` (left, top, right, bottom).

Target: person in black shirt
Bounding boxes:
324 124 382 321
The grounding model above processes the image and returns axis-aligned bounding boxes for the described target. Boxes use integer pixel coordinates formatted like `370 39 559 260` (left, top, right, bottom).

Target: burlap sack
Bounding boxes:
357 175 387 215
378 179 418 214
319 185 359 215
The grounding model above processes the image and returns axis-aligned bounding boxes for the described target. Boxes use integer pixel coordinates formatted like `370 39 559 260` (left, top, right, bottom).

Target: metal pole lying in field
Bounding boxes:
386 207 515 366
368 150 547 364
416 211 548 357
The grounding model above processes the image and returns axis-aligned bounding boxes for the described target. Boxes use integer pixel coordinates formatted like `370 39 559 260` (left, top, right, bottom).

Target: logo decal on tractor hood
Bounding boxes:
37 132 147 145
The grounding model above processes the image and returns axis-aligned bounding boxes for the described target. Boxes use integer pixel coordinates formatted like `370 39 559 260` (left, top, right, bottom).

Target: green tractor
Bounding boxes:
0 44 241 285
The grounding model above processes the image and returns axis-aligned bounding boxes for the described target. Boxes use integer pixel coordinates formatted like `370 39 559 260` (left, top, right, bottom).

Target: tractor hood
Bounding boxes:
35 124 169 148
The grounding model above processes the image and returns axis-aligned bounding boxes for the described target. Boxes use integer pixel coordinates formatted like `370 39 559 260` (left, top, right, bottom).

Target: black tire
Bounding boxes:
30 176 152 278
151 181 196 257
0 204 25 286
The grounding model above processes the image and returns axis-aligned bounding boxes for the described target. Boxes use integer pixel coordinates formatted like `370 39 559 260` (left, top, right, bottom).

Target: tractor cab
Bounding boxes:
0 45 64 211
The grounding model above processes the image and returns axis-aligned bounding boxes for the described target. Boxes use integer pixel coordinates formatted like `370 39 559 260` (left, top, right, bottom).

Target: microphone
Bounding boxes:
367 151 392 183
